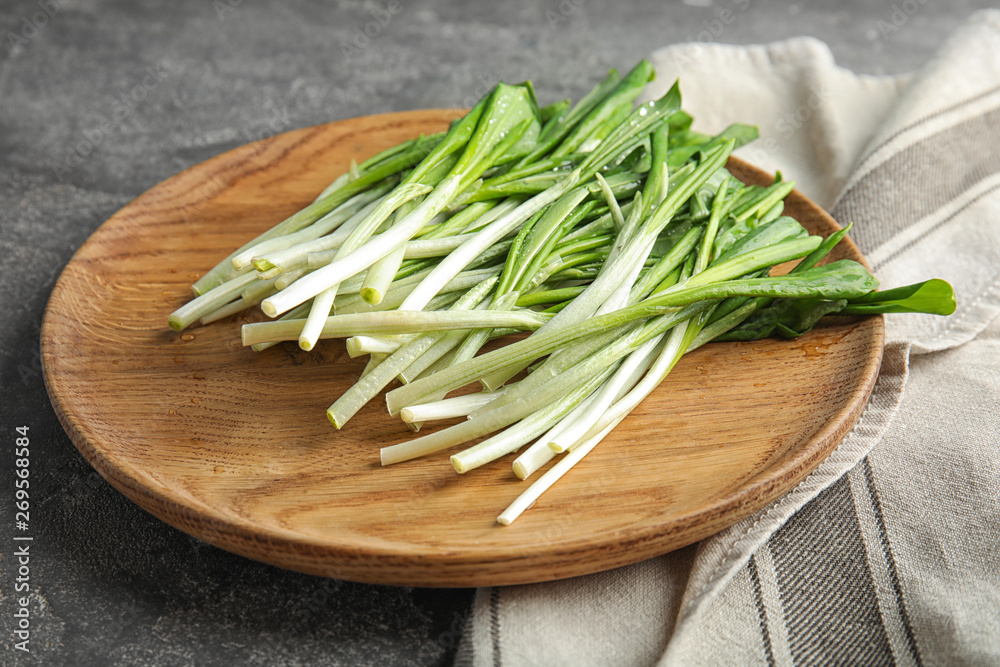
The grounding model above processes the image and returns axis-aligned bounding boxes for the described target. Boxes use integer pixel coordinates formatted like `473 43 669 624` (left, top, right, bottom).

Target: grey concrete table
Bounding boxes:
0 1 991 664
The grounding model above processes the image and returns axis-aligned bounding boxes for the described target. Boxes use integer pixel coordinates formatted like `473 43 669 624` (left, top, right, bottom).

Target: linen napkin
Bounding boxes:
457 10 1000 667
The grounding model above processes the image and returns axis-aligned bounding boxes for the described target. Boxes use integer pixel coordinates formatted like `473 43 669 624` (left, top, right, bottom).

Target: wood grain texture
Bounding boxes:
41 110 884 587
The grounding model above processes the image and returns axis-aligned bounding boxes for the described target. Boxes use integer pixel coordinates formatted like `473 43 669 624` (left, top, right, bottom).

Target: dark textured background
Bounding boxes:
0 1 991 664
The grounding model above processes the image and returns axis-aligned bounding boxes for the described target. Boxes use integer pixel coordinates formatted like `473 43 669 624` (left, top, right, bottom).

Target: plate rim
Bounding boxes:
41 109 885 586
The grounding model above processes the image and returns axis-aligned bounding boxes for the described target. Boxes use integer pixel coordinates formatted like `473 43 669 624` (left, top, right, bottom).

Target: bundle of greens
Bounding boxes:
169 61 955 525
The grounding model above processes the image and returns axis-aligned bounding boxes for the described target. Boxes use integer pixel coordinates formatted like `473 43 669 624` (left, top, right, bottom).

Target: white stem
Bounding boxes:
396 175 578 312
450 366 613 473
263 198 382 272
199 298 249 325
257 265 284 281
469 325 636 420
593 236 656 317
241 276 279 305
548 336 661 452
298 286 337 351
168 270 257 331
346 334 413 357
242 309 548 346
361 243 405 305
299 183 430 342
248 302 311 351
399 390 504 424
335 267 501 316
511 439 557 481
326 276 497 428
274 267 309 291
402 233 476 259
360 352 386 378
498 415 624 525
397 327 472 385
569 321 691 451
262 176 462 317
381 335 627 466
234 187 388 270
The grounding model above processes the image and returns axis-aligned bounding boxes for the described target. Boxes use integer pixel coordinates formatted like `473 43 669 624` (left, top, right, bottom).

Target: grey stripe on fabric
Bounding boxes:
872 177 1000 271
833 105 1000 254
771 476 894 666
863 458 924 667
849 83 1000 181
490 588 502 667
748 556 777 667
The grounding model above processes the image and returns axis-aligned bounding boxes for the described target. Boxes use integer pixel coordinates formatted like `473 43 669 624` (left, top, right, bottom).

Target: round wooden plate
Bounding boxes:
41 110 883 587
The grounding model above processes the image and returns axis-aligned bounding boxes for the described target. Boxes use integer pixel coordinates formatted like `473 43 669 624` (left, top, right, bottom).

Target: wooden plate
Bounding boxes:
41 110 883 587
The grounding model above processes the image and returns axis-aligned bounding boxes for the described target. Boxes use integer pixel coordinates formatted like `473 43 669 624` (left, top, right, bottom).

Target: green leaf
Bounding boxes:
404 94 489 185
647 260 875 313
578 79 683 176
715 216 809 265
453 83 540 176
667 110 693 133
713 298 848 341
535 69 620 148
841 279 957 315
666 123 759 168
553 60 655 158
538 99 570 127
772 298 849 337
793 223 852 273
717 123 759 149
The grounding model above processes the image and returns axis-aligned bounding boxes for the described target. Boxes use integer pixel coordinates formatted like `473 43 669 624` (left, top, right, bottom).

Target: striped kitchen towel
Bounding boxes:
458 10 1000 667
